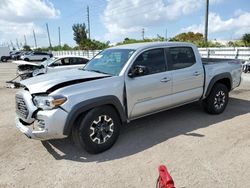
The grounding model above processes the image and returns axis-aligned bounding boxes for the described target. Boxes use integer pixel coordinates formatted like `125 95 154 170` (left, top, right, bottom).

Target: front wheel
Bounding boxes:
203 83 229 114
72 106 121 154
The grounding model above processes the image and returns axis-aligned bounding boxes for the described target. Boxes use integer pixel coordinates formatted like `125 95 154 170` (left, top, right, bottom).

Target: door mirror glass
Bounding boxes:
128 65 148 78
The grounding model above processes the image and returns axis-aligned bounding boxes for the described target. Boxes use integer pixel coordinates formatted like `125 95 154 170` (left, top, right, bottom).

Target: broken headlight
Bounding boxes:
33 95 67 110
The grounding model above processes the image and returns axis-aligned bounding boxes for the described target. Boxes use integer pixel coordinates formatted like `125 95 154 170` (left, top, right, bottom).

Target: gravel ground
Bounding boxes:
0 62 250 188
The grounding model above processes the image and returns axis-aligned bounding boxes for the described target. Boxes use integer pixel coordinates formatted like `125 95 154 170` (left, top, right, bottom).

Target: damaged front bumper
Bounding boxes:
16 117 48 139
15 90 68 140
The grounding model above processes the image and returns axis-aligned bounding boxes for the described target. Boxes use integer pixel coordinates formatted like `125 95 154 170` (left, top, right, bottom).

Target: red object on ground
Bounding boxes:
156 165 175 188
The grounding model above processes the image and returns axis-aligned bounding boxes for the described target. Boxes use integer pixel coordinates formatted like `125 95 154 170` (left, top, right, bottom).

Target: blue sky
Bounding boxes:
0 0 249 48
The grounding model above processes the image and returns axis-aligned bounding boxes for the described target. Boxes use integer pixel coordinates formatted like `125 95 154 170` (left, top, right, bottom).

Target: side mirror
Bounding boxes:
128 65 147 78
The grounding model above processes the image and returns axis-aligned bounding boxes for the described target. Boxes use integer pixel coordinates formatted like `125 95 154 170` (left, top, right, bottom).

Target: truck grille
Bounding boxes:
16 96 29 119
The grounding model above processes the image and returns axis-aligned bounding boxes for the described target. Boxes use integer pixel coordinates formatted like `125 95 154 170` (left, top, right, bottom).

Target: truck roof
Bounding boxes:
110 42 194 50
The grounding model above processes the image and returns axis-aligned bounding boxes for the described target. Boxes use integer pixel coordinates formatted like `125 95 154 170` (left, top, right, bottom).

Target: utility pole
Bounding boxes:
33 29 37 49
58 26 61 46
24 35 27 46
46 23 52 48
10 40 14 49
204 0 209 46
165 28 168 41
87 6 91 39
16 38 20 49
142 28 145 40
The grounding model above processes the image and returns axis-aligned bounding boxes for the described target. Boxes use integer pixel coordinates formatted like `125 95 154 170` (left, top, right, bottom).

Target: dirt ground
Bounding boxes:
0 62 250 188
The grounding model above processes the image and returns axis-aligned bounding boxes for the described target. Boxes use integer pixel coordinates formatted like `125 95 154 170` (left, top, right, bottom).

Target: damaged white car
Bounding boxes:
15 55 89 80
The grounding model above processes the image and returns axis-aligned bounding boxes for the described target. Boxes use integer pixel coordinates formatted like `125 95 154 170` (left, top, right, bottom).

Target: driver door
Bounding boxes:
125 48 173 119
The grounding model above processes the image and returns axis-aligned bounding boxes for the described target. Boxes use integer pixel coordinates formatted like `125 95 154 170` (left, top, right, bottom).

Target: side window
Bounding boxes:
61 58 70 65
167 47 196 70
53 58 70 66
70 58 88 65
69 58 78 65
132 48 166 76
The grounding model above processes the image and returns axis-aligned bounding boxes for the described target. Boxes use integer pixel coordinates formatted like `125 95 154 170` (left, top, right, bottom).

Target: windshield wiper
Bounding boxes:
83 69 111 75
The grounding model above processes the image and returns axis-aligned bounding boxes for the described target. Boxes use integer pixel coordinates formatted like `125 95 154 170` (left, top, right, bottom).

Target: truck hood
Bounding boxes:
21 69 110 94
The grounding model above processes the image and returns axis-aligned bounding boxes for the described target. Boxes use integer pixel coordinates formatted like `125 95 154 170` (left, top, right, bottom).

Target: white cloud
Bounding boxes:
210 0 225 4
102 0 226 41
0 0 60 22
181 11 250 38
102 0 204 41
0 0 60 47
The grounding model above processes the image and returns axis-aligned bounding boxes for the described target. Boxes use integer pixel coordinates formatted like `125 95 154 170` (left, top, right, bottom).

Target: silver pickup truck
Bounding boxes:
15 42 242 153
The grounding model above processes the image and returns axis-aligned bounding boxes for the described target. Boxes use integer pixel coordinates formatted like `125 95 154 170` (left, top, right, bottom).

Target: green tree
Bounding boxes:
72 23 88 45
116 35 165 45
170 32 204 44
62 44 72 50
23 45 31 51
72 23 109 50
242 33 250 47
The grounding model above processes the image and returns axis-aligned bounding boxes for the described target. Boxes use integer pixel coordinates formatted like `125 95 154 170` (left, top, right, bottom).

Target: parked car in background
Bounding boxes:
15 55 89 80
242 59 250 73
15 42 242 154
20 51 52 61
11 51 22 60
0 47 11 62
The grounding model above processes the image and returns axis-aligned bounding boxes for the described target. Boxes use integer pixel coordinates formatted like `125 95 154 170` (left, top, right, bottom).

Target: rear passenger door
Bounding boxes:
125 48 173 119
165 47 204 106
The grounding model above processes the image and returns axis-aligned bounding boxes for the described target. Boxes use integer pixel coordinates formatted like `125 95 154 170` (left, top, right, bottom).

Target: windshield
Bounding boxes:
84 49 135 76
41 57 58 66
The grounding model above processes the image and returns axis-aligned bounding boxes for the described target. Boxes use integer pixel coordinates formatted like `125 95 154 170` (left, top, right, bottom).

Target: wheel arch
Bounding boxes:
63 95 127 136
205 73 232 97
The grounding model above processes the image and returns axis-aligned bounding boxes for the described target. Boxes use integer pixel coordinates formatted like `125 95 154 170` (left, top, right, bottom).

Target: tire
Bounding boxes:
203 83 229 114
72 105 121 154
24 58 29 61
1 57 7 62
42 58 47 61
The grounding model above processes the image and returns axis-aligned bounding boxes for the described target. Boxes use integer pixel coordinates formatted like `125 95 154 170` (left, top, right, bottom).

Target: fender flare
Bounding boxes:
63 95 127 135
205 72 232 97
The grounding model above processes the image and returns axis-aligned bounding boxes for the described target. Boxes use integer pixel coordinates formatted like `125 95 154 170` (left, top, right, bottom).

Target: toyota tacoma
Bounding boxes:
15 42 242 153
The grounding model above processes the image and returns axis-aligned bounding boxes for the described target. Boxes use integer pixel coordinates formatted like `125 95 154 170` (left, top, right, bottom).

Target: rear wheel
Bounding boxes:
24 58 29 61
42 58 47 61
203 83 229 114
72 106 121 154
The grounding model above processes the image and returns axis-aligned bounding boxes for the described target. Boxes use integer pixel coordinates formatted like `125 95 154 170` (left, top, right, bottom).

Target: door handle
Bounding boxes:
160 77 171 83
193 71 201 76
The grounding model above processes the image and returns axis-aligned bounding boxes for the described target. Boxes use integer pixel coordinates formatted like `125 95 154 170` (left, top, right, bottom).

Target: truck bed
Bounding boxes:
202 58 242 65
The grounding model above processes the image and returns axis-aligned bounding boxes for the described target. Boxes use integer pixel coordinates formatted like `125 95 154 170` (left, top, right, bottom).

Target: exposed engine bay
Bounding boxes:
17 64 44 80
6 61 44 88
